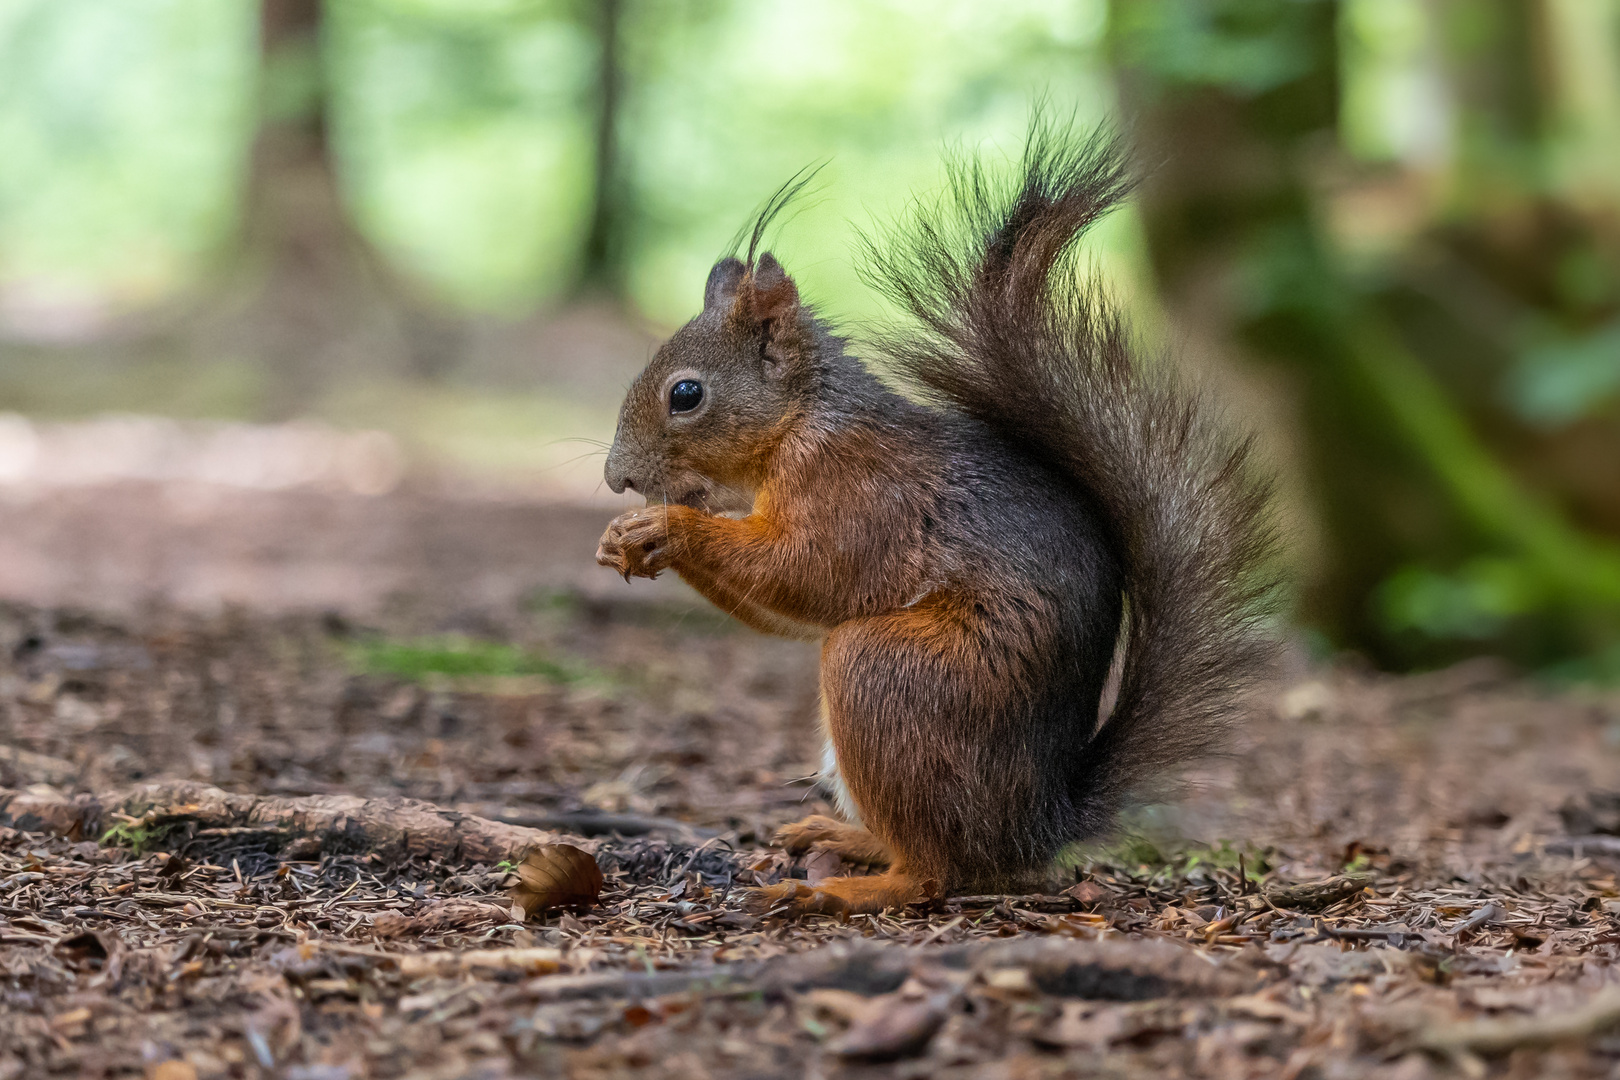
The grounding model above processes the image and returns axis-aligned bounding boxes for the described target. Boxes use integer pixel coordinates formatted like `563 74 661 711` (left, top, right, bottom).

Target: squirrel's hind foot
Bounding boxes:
773 815 892 867
743 871 939 919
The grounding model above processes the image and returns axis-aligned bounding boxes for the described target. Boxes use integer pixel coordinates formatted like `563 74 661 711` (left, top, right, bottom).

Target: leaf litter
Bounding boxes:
0 603 1618 1077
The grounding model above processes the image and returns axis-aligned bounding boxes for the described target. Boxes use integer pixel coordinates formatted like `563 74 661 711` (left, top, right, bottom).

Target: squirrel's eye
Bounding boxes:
669 379 704 414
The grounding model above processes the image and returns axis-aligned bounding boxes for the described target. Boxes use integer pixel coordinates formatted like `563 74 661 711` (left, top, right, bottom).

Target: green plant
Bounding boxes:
100 819 172 855
350 634 584 684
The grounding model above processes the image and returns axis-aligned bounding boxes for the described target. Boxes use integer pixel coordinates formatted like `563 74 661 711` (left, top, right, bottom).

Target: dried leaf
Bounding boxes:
804 849 843 884
510 843 603 917
147 1062 199 1080
800 987 875 1023
1038 1001 1126 1050
55 930 113 971
828 992 951 1060
1066 880 1113 905
51 1007 92 1030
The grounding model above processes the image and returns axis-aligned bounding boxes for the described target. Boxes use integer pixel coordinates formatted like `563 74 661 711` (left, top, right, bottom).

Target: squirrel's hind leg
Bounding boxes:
745 871 937 917
810 598 1075 899
773 815 892 867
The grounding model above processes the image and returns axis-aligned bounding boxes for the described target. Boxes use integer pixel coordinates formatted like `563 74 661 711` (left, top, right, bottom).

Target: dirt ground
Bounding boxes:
4 485 1620 1079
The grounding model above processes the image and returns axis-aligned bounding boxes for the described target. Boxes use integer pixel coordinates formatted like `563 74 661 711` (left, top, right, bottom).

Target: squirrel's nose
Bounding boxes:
604 459 636 494
604 439 641 494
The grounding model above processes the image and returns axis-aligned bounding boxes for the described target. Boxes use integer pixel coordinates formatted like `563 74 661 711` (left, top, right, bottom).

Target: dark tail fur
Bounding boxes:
862 115 1279 828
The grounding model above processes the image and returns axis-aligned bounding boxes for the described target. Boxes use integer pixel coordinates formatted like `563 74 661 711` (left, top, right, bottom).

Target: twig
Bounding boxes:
1316 925 1412 944
482 808 720 841
1545 836 1620 857
1263 875 1373 913
0 781 573 865
517 964 755 1003
1418 987 1620 1055
1448 904 1504 938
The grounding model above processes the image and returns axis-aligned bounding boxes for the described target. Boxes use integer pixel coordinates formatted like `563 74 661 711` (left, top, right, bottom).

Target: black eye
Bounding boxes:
669 379 704 414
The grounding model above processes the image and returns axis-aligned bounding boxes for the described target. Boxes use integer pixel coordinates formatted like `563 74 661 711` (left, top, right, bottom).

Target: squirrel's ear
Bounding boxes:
752 253 798 320
749 252 803 378
703 258 746 312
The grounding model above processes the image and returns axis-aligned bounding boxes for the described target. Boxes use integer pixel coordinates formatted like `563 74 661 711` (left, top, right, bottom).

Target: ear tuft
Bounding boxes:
749 251 799 325
703 258 746 312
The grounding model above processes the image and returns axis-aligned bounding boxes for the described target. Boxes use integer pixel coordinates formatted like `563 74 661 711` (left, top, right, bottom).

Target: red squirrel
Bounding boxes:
595 120 1276 917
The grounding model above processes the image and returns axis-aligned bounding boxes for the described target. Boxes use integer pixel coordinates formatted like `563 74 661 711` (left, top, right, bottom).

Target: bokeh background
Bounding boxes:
0 0 1617 679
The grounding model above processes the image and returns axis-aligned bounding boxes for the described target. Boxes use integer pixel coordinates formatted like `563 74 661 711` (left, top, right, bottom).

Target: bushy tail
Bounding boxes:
862 116 1279 823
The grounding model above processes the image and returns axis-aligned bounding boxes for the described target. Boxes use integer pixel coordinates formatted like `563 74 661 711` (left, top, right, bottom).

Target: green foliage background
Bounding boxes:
0 0 1617 677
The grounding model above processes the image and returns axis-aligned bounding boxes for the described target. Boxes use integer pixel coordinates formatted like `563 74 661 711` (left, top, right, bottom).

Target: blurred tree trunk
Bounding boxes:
243 0 373 411
1109 0 1459 661
1533 0 1620 201
1109 0 1620 667
1407 0 1620 660
193 0 463 416
579 0 625 294
1421 0 1620 533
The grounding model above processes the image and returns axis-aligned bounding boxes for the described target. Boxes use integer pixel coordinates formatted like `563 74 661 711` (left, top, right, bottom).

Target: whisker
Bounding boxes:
539 449 610 472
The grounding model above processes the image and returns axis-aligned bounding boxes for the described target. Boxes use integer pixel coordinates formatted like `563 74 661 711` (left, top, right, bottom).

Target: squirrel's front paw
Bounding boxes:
595 507 673 580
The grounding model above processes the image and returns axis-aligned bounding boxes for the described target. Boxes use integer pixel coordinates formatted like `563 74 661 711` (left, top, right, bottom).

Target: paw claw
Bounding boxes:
741 882 793 916
596 507 674 580
743 881 851 919
743 872 932 919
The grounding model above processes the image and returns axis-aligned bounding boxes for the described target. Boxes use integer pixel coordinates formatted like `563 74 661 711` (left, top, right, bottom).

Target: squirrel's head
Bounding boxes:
604 252 812 513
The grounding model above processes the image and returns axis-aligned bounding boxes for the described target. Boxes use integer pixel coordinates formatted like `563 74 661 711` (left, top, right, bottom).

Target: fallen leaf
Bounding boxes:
800 987 874 1023
54 930 113 972
804 849 843 884
50 1007 92 1029
147 1062 198 1080
982 967 1034 994
510 844 604 918
829 992 951 1060
1226 992 1312 1026
1038 1001 1126 1050
1066 880 1113 905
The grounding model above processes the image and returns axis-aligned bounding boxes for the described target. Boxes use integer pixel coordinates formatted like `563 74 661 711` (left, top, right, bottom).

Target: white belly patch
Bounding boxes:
818 698 863 825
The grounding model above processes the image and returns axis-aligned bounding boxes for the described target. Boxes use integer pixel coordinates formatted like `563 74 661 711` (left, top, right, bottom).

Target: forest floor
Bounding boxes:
3 485 1620 1079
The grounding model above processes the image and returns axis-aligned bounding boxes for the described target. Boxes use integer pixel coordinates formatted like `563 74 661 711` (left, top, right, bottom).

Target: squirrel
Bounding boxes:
595 119 1277 917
